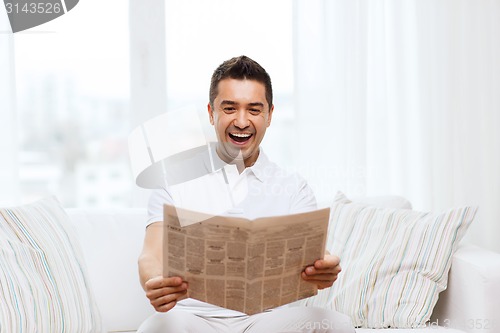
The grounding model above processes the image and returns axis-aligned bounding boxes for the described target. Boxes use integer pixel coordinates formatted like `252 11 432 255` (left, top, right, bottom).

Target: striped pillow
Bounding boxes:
0 197 103 332
324 192 476 328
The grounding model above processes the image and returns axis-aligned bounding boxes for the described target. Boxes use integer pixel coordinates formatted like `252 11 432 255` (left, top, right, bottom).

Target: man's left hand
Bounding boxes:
301 254 341 290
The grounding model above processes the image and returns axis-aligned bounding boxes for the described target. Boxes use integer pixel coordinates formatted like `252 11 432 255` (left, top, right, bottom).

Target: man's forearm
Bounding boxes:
138 253 162 290
139 222 164 290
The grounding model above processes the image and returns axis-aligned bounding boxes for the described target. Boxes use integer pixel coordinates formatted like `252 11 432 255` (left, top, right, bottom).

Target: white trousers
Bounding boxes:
137 307 355 333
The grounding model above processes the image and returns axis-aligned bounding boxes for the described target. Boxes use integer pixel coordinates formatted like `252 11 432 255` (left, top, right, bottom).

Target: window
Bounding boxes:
14 0 130 207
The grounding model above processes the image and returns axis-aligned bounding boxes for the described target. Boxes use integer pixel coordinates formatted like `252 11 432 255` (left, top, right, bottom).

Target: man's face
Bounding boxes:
208 78 273 168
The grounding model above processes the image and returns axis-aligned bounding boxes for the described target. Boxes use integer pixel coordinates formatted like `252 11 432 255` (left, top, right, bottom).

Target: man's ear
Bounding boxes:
207 103 214 125
267 104 274 127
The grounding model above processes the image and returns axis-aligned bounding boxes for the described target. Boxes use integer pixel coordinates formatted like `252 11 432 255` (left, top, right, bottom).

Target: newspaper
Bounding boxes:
163 204 330 315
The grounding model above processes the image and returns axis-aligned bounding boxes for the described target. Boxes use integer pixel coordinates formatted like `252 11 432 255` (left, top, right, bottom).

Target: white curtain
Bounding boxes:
0 10 19 205
293 0 500 252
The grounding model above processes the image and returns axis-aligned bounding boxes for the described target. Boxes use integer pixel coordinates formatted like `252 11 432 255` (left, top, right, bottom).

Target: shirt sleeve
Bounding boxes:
289 174 318 214
146 187 174 228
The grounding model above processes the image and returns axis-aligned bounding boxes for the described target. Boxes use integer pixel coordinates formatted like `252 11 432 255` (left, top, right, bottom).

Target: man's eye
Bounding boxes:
223 107 236 113
249 109 261 114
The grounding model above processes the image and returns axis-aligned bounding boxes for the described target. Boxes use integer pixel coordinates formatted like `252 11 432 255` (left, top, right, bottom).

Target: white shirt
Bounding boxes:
147 149 317 317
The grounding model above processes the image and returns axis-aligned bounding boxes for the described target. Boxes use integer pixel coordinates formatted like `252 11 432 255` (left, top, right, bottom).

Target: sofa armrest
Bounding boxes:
431 245 500 333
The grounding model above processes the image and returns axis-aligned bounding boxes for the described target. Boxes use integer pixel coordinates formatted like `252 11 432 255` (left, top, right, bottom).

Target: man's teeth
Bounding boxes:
231 133 251 138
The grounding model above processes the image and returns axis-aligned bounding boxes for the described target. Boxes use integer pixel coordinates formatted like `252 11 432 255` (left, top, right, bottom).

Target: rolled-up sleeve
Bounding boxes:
146 188 174 228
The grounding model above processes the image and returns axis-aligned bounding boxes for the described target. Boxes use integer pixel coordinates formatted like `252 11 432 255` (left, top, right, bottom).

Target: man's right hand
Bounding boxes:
144 276 188 312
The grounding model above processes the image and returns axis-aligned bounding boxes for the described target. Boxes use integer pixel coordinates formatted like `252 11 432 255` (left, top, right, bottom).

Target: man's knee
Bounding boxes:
137 310 212 333
297 308 355 333
247 307 355 333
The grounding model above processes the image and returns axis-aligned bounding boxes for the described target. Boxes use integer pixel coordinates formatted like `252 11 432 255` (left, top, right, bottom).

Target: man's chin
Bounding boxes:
216 144 244 164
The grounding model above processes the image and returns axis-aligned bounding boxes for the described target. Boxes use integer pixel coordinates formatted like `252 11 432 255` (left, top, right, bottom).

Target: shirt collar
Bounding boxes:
246 148 269 183
202 143 270 183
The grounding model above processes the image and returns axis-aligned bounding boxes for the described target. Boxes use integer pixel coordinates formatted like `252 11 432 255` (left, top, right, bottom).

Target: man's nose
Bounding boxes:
233 110 250 129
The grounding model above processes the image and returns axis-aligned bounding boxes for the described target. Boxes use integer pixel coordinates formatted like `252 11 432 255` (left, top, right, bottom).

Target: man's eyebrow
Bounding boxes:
248 102 265 108
220 100 237 105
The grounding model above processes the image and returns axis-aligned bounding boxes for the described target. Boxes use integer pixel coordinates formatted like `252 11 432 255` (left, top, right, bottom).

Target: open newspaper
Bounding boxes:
163 204 330 315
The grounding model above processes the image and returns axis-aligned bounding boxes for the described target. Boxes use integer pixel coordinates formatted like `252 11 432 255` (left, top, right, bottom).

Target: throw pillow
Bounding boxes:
306 192 476 329
0 197 103 332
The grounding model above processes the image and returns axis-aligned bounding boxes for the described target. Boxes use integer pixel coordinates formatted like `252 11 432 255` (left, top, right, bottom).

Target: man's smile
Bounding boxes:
228 132 253 144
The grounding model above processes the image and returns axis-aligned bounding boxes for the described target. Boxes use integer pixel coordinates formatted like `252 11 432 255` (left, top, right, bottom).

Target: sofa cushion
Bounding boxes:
66 208 154 332
0 197 103 332
306 192 476 329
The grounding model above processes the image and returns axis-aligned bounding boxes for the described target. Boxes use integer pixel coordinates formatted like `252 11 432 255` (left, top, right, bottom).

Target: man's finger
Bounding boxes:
302 271 339 281
145 282 188 300
314 255 341 269
304 265 340 276
145 276 184 290
155 300 177 313
150 290 187 308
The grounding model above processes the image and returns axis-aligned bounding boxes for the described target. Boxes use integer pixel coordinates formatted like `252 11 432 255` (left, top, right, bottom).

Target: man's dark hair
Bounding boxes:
209 55 273 109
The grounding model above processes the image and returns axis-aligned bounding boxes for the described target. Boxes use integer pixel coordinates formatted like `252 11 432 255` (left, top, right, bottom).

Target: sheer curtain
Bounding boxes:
0 9 19 205
1 1 131 208
293 0 500 252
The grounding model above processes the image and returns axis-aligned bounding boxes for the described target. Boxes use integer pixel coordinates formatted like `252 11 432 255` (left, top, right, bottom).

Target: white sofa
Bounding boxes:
66 198 500 333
